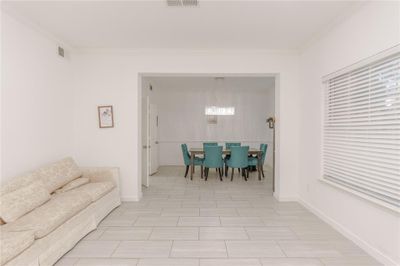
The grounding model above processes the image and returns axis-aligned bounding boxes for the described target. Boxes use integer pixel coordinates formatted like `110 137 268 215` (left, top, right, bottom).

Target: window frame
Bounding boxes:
320 45 400 213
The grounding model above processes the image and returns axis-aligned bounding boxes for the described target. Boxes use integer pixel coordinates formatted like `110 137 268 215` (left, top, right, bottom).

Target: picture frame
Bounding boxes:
98 105 114 128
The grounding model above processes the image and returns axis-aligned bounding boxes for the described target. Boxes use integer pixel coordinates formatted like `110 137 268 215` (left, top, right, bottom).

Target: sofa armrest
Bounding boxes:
80 167 120 191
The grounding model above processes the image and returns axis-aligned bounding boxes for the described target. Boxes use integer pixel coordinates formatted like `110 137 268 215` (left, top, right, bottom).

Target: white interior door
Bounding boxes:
141 97 150 187
149 104 159 175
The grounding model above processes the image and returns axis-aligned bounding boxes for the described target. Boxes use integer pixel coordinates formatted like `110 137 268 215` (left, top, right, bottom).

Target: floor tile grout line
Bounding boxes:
243 226 251 240
223 239 229 258
317 257 328 266
275 240 288 258
168 240 174 258
71 257 79 266
198 226 200 240
148 226 155 240
95 227 107 240
109 240 122 258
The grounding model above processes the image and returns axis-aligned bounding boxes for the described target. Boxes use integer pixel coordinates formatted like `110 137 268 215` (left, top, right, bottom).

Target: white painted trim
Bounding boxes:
275 196 298 202
273 192 298 202
298 198 398 266
121 192 142 202
320 178 399 214
138 72 281 200
273 192 279 201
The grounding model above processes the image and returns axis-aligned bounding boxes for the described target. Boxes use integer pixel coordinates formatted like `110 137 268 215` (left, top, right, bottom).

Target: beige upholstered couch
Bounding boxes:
0 158 121 266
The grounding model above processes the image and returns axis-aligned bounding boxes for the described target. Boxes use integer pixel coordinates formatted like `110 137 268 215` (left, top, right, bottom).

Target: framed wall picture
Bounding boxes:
98 105 114 128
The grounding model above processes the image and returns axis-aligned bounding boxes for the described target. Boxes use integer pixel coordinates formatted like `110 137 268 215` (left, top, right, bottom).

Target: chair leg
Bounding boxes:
261 165 265 178
225 165 228 177
201 165 204 179
231 168 234 181
205 167 208 181
246 167 249 180
238 168 241 173
184 166 189 178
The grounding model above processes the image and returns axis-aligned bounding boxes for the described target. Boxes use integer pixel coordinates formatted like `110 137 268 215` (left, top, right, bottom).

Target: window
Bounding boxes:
205 106 235 116
323 49 400 211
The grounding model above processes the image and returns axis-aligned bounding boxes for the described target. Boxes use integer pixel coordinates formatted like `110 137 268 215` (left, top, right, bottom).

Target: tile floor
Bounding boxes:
56 166 381 266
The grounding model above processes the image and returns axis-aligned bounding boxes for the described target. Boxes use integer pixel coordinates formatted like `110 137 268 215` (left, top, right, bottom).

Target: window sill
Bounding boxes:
319 178 400 214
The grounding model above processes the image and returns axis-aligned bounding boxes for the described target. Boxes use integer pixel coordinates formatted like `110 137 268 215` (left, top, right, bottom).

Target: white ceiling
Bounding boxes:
145 76 275 91
3 1 360 50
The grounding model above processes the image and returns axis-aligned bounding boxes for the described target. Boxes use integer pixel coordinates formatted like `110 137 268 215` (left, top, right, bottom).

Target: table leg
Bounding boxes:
190 152 194 180
257 151 261 180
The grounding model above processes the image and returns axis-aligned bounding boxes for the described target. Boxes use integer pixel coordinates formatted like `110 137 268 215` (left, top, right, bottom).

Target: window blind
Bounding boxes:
323 51 400 210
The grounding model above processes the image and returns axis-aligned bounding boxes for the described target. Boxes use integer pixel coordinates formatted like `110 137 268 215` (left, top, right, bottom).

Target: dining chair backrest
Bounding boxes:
225 142 241 149
203 142 218 149
229 146 249 168
203 145 223 168
181 144 191 165
260 144 268 164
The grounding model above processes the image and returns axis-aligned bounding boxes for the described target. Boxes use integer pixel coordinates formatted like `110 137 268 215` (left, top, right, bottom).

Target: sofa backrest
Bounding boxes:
0 157 82 195
36 157 82 193
0 171 40 196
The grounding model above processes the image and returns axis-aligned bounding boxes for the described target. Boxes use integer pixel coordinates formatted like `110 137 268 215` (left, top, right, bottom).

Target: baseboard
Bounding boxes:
121 192 142 202
277 196 298 202
298 198 398 266
273 192 298 202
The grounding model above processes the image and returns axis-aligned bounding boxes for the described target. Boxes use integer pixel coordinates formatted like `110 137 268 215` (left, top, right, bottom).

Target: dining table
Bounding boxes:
189 148 263 180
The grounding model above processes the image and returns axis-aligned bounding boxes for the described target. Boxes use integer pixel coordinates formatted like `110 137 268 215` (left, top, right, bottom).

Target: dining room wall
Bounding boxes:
146 77 275 167
71 50 300 202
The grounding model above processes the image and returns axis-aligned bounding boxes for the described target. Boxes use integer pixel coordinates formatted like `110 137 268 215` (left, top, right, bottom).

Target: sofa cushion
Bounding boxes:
37 157 82 193
55 177 90 194
73 182 115 202
3 191 91 239
0 180 50 223
0 171 40 196
0 230 35 265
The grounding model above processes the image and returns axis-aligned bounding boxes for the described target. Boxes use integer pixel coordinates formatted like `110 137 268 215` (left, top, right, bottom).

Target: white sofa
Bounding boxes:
0 158 121 266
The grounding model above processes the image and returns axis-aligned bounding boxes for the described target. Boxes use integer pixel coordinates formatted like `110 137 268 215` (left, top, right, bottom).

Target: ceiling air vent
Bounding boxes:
167 0 198 7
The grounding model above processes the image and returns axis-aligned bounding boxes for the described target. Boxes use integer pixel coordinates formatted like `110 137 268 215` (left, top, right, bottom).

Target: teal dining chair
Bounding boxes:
248 144 268 178
203 142 218 149
203 145 224 181
225 142 241 149
181 144 204 178
224 142 241 175
226 146 249 181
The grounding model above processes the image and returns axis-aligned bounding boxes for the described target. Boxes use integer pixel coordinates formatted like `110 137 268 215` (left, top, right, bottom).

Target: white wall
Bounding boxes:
146 77 275 167
298 2 400 265
71 51 299 201
1 12 74 181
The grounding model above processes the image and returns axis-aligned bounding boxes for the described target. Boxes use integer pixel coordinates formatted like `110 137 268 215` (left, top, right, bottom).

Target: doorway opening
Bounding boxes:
139 74 278 196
